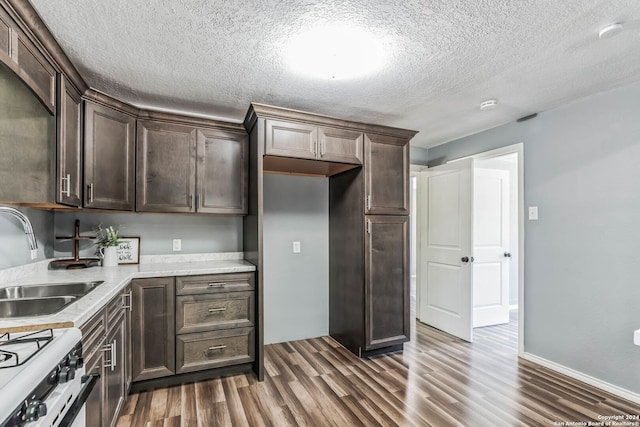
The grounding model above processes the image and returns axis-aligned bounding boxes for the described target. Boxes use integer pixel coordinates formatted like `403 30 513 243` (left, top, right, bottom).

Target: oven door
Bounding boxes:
59 373 99 427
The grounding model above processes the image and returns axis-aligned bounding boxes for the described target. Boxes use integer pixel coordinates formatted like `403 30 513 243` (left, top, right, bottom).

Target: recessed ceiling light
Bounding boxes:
479 99 498 110
286 24 388 80
598 22 624 39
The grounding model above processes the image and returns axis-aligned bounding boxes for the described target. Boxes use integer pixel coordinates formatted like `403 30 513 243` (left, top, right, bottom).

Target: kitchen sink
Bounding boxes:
0 281 104 300
0 296 78 318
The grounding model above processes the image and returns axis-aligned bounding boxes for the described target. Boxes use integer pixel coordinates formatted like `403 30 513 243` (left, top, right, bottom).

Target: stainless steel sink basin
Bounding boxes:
0 296 78 318
0 281 104 300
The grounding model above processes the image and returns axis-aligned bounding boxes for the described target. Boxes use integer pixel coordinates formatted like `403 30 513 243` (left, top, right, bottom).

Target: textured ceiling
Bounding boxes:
30 0 640 148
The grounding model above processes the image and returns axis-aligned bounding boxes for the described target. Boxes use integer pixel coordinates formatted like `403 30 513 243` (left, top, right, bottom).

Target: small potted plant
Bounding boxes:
95 225 121 267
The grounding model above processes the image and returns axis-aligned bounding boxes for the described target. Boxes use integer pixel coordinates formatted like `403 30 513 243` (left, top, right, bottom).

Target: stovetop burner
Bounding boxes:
0 329 54 369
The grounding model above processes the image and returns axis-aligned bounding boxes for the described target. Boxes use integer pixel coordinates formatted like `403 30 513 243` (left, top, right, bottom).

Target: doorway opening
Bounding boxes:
410 143 524 356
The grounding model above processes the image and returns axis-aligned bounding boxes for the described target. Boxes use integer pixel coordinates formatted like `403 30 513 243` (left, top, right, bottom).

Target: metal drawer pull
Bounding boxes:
208 307 227 313
208 345 226 351
122 291 132 310
207 283 226 288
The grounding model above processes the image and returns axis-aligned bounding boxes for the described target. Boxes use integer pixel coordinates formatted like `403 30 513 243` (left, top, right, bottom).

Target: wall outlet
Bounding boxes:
293 241 301 253
528 206 539 220
172 239 182 252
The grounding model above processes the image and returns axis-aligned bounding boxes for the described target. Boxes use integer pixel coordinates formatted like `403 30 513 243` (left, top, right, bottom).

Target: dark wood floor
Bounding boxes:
117 313 640 426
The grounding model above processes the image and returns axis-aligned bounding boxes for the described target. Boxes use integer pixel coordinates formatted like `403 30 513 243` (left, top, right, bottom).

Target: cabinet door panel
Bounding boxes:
265 119 317 160
318 127 363 164
364 134 409 215
104 313 126 427
197 129 247 214
84 101 136 210
131 277 175 382
56 75 82 206
137 121 196 212
364 215 409 350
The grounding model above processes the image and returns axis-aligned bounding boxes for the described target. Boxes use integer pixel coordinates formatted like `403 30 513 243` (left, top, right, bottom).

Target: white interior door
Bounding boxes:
417 158 473 342
473 168 510 328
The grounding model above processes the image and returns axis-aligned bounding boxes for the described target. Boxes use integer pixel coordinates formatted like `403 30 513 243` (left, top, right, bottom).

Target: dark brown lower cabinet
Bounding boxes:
80 286 130 427
104 310 126 427
131 277 176 382
364 215 410 350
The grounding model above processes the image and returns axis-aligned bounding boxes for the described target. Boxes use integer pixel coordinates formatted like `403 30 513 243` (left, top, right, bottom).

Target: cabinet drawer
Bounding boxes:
176 328 254 373
176 292 254 334
81 308 105 359
176 273 254 295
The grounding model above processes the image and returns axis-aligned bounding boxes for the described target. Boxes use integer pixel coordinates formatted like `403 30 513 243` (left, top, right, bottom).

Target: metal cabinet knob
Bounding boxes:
461 256 469 263
504 252 512 258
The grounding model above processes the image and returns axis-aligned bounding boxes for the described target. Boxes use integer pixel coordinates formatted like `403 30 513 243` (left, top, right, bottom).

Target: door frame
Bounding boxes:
412 142 524 356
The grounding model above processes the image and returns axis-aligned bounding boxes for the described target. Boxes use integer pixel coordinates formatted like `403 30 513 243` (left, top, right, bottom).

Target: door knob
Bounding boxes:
461 256 469 263
504 252 512 258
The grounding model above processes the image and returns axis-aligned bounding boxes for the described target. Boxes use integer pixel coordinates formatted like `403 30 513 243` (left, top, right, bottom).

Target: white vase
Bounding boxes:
101 246 118 267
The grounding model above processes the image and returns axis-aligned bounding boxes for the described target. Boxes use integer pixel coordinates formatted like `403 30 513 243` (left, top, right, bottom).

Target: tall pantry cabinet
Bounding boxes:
244 103 416 380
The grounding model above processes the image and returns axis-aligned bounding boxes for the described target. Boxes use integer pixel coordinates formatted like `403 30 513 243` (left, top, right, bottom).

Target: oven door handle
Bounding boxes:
59 373 99 427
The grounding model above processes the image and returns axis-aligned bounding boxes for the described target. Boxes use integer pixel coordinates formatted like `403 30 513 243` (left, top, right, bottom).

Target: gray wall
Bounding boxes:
428 81 640 394
54 212 242 258
0 207 54 269
410 146 429 166
263 173 329 344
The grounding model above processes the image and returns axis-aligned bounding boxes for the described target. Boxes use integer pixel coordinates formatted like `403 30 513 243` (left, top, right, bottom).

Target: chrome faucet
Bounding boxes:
0 206 38 260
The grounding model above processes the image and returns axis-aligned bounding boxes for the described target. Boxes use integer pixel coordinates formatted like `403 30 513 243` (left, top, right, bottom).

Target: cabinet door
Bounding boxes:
364 134 409 215
104 313 126 427
364 215 409 350
131 277 175 382
56 75 82 206
137 121 196 213
84 101 136 210
197 129 247 214
84 341 104 427
0 7 55 113
318 127 363 164
265 119 317 160
123 285 132 393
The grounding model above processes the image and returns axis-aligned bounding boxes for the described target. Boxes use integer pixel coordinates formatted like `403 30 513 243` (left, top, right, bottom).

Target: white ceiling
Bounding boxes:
31 0 640 148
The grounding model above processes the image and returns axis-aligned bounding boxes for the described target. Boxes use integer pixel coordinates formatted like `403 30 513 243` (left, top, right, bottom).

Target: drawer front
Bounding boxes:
176 292 254 334
105 290 125 328
176 272 254 295
176 328 254 373
81 307 105 358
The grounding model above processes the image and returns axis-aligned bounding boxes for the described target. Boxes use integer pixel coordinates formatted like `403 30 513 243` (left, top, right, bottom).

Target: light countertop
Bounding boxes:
0 258 255 333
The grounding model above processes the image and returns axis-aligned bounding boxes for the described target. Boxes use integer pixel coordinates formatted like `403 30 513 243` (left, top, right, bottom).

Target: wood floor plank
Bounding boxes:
119 312 640 426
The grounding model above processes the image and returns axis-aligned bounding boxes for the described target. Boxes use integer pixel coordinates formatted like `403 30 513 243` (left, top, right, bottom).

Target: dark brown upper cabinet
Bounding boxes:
136 121 197 213
364 215 410 350
265 119 363 165
197 129 248 214
56 74 82 206
0 6 55 114
137 120 247 214
84 100 136 210
364 133 410 215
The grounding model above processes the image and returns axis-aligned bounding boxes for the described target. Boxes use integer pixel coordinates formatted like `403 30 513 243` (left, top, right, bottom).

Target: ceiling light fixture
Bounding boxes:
286 23 388 80
479 99 498 110
598 22 624 39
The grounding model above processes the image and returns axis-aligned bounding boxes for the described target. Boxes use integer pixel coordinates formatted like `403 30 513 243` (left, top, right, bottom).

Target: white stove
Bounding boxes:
0 328 94 427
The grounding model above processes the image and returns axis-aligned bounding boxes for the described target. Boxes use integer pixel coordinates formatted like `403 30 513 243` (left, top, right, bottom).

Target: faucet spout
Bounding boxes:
0 206 39 260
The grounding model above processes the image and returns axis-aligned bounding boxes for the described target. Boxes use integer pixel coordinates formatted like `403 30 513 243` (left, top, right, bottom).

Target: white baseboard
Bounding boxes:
521 352 640 404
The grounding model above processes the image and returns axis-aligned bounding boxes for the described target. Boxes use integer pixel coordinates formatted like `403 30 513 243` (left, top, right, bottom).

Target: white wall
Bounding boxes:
263 173 329 344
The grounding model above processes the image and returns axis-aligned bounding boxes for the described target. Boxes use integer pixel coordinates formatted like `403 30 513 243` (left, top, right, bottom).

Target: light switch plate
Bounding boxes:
173 239 182 252
293 241 301 253
634 329 640 346
528 206 539 220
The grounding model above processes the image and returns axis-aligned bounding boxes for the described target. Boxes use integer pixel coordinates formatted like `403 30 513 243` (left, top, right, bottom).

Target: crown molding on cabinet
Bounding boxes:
244 103 418 139
4 0 88 94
